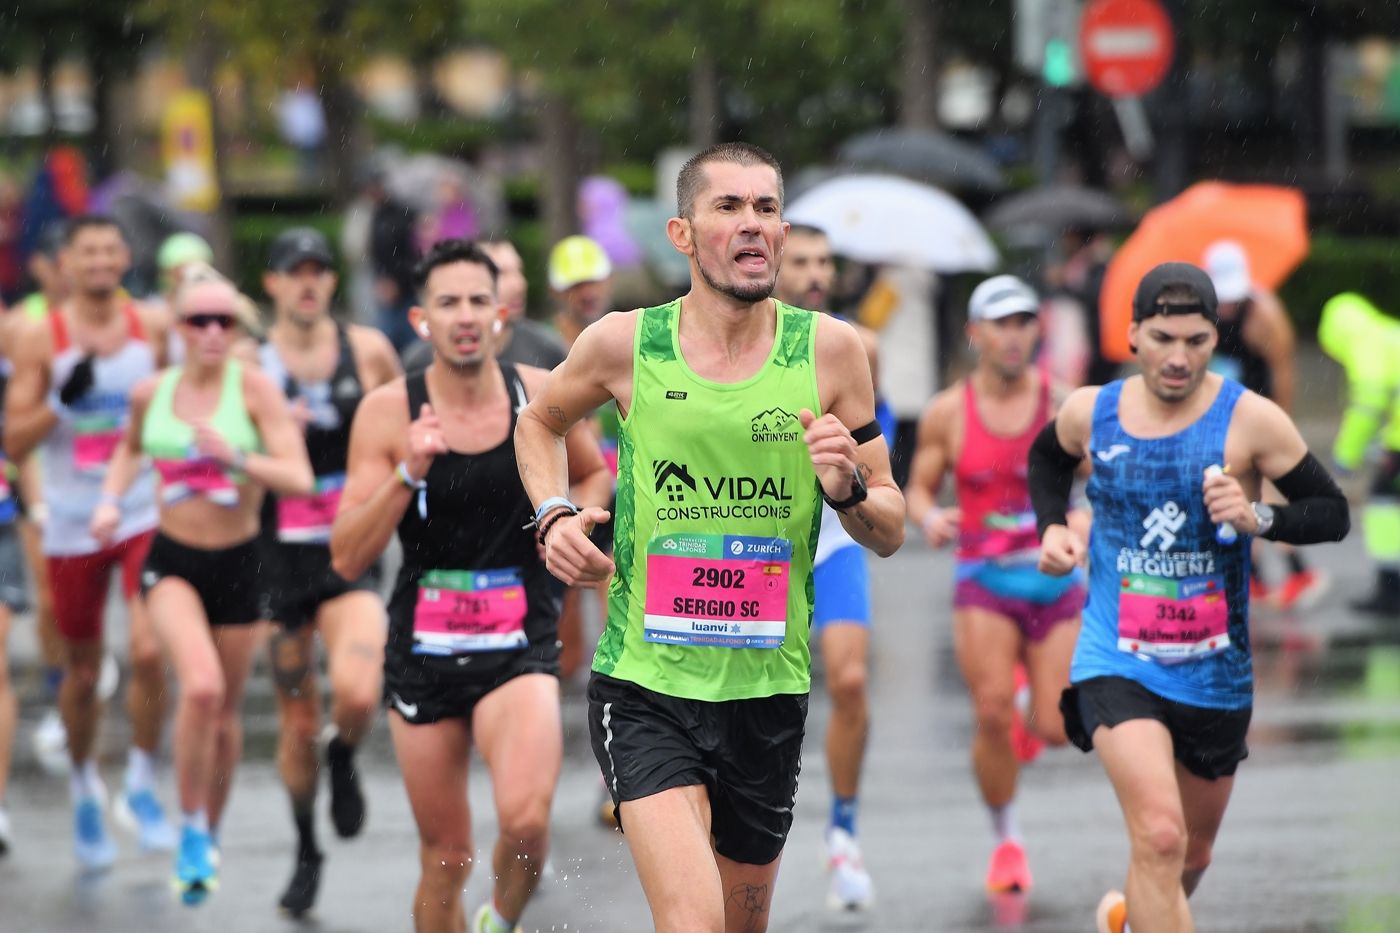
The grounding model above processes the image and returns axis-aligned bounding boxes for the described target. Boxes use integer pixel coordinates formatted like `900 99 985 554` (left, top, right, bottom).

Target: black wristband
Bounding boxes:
850 419 883 446
536 505 578 548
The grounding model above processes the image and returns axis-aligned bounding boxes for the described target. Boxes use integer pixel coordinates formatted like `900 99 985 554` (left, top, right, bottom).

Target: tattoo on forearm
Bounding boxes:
726 883 769 931
857 461 873 483
853 504 876 531
547 406 567 424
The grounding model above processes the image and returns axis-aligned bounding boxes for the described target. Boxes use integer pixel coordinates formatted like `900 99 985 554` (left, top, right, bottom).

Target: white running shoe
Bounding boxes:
113 786 178 852
31 708 70 776
824 827 875 911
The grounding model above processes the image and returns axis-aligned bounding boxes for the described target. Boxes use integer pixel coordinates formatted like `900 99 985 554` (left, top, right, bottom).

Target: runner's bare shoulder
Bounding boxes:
569 309 639 387
127 372 162 408
356 375 411 417
813 311 865 367
918 382 963 444
1055 384 1102 451
345 323 401 378
240 362 294 409
8 313 54 366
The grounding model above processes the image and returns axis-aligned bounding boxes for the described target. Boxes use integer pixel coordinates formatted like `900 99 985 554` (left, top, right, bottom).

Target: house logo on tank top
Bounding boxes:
654 460 698 501
650 458 794 523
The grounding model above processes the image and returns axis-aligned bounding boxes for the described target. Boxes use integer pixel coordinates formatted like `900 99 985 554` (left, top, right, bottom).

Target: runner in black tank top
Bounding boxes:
384 364 561 697
1204 241 1325 612
329 240 609 933
1209 299 1271 397
257 226 403 917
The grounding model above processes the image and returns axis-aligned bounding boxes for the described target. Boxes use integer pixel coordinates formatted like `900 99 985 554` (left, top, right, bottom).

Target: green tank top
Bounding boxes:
20 292 49 321
142 361 261 506
594 299 823 701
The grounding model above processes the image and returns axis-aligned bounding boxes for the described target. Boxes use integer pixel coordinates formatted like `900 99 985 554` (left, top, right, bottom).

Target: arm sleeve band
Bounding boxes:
1028 419 1082 539
851 419 883 446
1262 451 1351 544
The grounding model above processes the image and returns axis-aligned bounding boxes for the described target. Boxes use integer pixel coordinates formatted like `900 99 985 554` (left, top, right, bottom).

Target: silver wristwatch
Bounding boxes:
1251 502 1275 537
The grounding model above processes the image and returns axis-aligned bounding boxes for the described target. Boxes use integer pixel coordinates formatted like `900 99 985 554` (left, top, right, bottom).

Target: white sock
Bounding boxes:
183 809 209 834
989 801 1021 843
125 747 155 793
69 760 103 803
1014 681 1032 717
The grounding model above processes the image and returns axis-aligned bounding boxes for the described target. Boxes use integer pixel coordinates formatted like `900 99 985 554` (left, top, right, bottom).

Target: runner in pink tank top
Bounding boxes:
907 275 1086 902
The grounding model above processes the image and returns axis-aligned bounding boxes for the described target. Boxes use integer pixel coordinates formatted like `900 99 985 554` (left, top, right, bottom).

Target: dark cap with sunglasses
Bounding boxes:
267 227 335 273
1132 262 1219 325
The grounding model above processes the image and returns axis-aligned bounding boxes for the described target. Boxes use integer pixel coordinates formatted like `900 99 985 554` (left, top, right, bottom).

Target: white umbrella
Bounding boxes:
785 174 998 272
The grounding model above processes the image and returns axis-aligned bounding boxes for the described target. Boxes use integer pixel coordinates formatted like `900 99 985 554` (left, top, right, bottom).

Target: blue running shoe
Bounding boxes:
173 826 218 906
74 796 118 871
114 787 177 852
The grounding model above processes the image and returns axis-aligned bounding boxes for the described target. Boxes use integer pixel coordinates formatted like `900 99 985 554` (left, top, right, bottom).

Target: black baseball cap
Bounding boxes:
267 227 335 272
1132 262 1218 324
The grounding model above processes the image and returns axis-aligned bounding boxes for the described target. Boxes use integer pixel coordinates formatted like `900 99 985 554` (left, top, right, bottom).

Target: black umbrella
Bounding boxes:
837 127 1005 194
984 185 1134 234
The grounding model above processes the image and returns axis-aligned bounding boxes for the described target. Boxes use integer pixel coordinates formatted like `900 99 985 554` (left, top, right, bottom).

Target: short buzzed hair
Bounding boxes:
676 142 784 219
65 214 126 245
787 223 826 239
413 238 499 298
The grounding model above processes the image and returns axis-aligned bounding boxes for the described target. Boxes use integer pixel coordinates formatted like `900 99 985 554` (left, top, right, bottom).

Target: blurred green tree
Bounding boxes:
146 0 463 203
0 0 160 173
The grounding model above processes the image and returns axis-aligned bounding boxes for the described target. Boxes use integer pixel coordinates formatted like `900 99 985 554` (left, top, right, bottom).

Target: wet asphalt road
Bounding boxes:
3 524 1400 933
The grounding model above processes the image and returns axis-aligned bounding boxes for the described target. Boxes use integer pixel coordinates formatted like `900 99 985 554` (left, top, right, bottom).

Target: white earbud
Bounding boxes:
418 322 430 338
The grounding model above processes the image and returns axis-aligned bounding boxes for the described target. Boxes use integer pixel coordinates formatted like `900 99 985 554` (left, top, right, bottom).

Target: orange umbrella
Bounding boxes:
1099 182 1308 362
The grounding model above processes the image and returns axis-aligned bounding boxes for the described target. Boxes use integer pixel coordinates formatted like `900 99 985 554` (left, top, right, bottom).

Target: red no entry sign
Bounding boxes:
1080 0 1175 98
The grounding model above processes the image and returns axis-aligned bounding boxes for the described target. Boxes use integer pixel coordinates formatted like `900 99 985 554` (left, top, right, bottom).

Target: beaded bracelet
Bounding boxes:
536 506 578 548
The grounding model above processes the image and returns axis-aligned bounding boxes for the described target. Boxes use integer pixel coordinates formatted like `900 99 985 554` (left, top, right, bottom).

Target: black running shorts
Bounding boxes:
1061 676 1252 780
261 542 381 629
383 655 559 726
587 672 808 866
141 532 263 627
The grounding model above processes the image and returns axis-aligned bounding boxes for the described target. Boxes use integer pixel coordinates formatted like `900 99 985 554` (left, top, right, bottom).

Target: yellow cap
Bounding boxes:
548 236 611 291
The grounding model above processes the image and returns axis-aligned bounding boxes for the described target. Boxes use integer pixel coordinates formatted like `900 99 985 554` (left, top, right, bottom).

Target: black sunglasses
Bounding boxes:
181 312 237 331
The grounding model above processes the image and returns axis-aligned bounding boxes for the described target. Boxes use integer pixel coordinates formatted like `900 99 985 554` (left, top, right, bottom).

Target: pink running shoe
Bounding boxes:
985 838 1033 894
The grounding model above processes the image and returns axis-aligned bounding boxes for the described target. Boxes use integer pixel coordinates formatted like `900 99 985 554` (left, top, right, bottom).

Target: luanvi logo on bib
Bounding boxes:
750 407 800 444
665 390 688 400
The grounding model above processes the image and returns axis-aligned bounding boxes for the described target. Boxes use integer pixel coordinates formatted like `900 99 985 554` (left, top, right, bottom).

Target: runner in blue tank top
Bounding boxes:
773 223 885 912
1028 262 1349 933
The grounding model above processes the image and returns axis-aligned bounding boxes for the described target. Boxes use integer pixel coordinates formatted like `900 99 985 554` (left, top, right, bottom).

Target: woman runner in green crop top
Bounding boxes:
91 275 312 906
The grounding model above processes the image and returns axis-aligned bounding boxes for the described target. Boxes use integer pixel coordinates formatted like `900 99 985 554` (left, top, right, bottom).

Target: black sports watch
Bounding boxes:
822 469 869 512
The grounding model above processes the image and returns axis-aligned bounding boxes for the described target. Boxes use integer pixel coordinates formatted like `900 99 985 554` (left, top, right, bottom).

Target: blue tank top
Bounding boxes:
1073 378 1253 710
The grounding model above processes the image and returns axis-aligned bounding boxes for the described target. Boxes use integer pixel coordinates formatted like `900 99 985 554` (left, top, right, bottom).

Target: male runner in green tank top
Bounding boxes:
515 142 905 933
